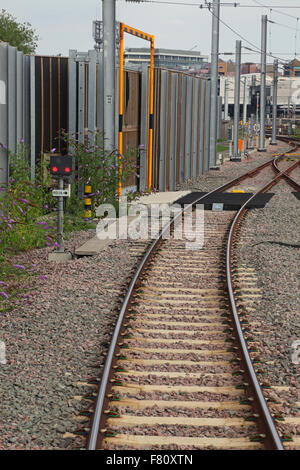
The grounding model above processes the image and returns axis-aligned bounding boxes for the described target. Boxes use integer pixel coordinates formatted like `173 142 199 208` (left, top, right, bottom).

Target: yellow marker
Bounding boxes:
118 23 155 196
232 190 245 193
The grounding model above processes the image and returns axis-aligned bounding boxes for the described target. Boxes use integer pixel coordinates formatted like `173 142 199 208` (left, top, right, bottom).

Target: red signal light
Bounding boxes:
65 167 71 173
52 166 58 172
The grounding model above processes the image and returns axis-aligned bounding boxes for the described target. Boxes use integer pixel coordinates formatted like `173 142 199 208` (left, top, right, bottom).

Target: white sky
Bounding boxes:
1 0 300 65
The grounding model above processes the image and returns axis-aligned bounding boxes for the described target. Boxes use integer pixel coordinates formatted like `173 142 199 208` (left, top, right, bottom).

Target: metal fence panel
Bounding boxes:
192 78 200 178
68 50 77 141
180 75 187 183
199 79 206 176
139 64 148 192
16 51 23 145
204 80 211 172
30 55 35 180
169 73 178 191
23 55 31 152
88 50 97 139
185 77 193 180
8 46 17 154
0 42 8 187
78 59 85 143
159 70 168 191
96 51 104 133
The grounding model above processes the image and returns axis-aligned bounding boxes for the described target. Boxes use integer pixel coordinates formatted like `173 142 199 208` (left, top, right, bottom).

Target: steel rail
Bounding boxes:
87 147 297 450
272 155 300 192
226 155 300 450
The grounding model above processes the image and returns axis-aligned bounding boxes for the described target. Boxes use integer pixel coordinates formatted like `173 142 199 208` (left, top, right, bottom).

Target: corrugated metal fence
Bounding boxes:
0 41 213 192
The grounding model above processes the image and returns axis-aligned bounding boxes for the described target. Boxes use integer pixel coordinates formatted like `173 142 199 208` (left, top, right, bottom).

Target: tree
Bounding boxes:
0 9 39 54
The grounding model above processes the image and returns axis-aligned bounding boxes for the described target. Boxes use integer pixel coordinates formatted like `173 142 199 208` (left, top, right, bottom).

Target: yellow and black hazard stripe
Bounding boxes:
84 185 93 219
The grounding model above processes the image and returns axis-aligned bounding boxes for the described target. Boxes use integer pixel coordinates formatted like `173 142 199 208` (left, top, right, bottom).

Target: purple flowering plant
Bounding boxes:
61 130 139 215
0 142 57 306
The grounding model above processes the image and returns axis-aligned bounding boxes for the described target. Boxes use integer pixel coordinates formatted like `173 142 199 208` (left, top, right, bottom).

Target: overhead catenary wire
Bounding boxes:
251 0 298 20
123 1 300 8
123 0 299 62
208 7 290 63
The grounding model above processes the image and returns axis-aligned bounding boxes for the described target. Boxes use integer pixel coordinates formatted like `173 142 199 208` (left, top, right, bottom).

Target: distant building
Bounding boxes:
284 59 300 77
241 63 259 74
124 48 208 70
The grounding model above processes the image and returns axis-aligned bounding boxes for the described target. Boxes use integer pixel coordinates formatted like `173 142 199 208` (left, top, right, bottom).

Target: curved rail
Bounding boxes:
226 154 300 450
88 143 299 450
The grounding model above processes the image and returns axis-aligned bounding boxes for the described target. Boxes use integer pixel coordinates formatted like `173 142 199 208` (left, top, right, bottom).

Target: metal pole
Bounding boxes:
259 14 267 151
271 59 278 145
243 76 247 125
224 78 229 120
0 42 8 191
148 37 155 189
217 95 222 140
102 0 116 151
118 23 124 196
209 0 220 168
57 177 64 253
233 40 241 160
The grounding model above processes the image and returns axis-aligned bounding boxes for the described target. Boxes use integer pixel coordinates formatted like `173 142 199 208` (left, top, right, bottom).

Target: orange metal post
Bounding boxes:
118 23 155 194
118 23 124 197
148 38 154 190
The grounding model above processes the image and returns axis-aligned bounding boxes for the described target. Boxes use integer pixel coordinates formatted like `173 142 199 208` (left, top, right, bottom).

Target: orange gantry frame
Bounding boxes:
118 22 154 197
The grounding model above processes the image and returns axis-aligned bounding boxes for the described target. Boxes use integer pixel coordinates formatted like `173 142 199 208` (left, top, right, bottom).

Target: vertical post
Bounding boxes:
96 50 104 132
23 55 31 153
204 79 211 172
271 59 278 145
102 0 116 152
199 79 206 175
180 76 187 182
169 73 178 189
139 63 148 192
233 40 241 160
68 50 77 142
217 95 222 140
148 38 154 190
88 50 97 139
192 78 199 178
57 177 64 253
209 0 220 168
118 23 124 196
30 55 36 182
259 14 267 151
185 77 193 179
0 43 8 190
243 76 247 125
224 78 229 121
8 46 17 155
159 70 168 191
78 59 85 144
16 51 23 145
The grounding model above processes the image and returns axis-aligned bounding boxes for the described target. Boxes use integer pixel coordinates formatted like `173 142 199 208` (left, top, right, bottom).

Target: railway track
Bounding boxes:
86 140 300 450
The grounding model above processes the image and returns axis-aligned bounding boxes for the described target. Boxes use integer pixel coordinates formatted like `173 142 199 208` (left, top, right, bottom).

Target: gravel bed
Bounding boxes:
107 424 257 438
176 142 289 193
235 182 300 444
1 142 295 450
0 233 151 450
111 406 248 419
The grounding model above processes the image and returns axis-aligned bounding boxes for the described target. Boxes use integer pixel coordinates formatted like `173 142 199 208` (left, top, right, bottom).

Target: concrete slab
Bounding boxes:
48 251 73 263
75 191 192 256
75 215 138 256
131 191 191 207
75 237 111 256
